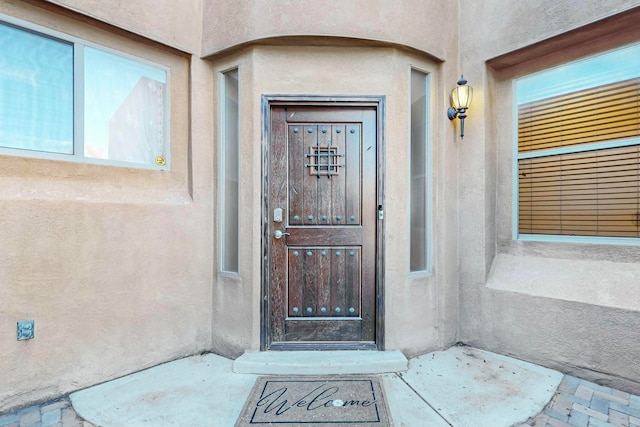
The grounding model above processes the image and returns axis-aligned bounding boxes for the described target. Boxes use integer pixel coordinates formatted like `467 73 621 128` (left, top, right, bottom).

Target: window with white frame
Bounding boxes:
515 42 640 242
0 18 169 170
219 69 239 273
410 69 432 271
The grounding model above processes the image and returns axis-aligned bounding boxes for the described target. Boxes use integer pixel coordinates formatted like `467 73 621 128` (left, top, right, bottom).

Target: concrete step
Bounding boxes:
232 350 408 375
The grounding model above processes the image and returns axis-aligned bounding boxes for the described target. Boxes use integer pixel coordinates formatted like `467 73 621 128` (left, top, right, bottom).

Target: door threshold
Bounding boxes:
268 341 378 351
232 350 408 375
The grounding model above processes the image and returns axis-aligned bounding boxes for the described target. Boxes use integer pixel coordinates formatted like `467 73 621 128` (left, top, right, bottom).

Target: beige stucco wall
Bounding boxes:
4 0 640 413
43 0 203 53
209 44 460 358
457 1 640 393
201 0 455 59
2 0 461 412
0 1 214 412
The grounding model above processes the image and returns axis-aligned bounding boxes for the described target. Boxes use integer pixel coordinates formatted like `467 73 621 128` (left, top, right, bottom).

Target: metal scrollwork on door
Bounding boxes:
305 139 344 178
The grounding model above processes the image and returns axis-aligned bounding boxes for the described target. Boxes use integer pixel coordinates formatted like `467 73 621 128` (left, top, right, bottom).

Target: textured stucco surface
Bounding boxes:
0 1 212 412
2 0 640 413
201 0 455 59
457 0 640 393
463 0 640 62
208 45 459 358
43 0 203 53
487 254 640 312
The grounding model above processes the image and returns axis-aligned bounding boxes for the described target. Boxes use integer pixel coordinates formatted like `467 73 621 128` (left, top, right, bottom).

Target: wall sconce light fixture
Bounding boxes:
447 75 473 138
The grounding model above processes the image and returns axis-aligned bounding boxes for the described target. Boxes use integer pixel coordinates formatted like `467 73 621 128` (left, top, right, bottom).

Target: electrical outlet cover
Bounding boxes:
17 320 34 340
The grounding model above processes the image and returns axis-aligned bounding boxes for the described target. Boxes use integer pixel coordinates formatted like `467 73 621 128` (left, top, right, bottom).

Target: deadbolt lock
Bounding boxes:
274 208 283 223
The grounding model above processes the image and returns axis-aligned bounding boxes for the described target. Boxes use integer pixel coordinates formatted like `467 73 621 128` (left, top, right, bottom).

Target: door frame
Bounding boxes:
261 95 386 351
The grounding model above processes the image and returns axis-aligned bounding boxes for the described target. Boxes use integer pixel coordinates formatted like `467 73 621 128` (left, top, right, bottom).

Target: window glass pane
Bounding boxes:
518 146 640 237
516 43 640 240
517 43 640 104
0 23 73 154
221 69 239 272
410 69 428 271
84 47 167 165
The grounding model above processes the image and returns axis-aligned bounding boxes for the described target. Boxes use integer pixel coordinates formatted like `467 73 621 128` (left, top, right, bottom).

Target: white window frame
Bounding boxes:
512 43 640 246
408 67 433 274
0 14 171 171
218 67 241 275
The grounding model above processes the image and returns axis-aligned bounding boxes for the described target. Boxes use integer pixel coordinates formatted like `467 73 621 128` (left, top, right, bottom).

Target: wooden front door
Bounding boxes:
264 101 380 350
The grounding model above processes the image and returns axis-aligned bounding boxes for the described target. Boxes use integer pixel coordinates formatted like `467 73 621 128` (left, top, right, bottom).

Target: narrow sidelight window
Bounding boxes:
219 69 240 273
410 69 431 272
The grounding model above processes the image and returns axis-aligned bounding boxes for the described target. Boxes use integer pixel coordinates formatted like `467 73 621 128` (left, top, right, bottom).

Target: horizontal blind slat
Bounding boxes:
518 143 639 237
518 77 640 154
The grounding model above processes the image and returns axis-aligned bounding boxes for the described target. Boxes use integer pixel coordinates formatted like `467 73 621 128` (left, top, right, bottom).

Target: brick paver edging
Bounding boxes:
0 397 95 427
517 375 640 427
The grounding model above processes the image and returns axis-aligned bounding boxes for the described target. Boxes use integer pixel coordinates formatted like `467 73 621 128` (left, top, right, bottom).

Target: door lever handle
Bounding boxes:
274 230 290 239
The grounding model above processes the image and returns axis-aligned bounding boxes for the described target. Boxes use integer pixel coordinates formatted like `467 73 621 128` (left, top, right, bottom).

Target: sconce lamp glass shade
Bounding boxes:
447 75 473 137
450 76 473 110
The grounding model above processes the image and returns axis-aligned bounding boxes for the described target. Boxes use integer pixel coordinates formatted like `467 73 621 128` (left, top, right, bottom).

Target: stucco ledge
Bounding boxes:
486 253 640 312
201 35 446 63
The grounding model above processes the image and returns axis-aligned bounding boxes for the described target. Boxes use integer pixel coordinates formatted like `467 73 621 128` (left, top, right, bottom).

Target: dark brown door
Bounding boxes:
265 104 379 350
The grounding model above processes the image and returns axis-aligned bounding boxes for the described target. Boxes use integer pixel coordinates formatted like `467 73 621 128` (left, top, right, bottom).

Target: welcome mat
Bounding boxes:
235 376 392 426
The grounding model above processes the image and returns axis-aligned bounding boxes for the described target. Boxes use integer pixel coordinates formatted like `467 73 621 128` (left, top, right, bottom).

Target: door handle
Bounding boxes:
274 230 290 239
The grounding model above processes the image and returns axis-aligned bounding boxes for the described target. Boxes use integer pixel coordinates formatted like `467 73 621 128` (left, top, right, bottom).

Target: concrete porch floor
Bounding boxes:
3 346 640 427
72 346 562 426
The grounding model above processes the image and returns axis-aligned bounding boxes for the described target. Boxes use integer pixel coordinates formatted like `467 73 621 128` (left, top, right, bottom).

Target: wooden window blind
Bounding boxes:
517 78 640 237
519 78 640 153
